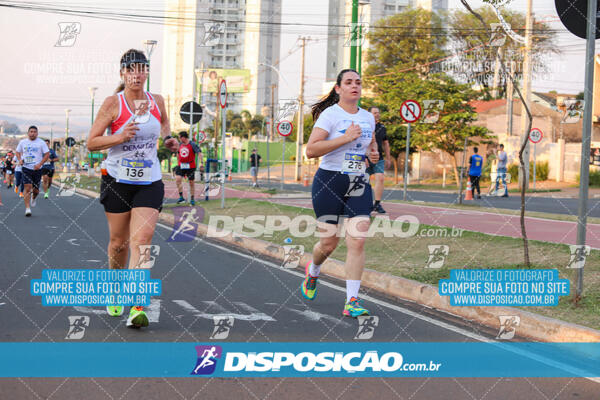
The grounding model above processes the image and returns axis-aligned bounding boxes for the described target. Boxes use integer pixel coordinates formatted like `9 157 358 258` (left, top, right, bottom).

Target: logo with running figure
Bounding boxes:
354 316 379 340
282 245 304 269
345 175 367 197
137 245 160 269
191 345 222 375
496 315 520 340
566 245 591 269
65 316 90 340
169 207 205 242
210 317 234 340
425 245 449 269
55 22 81 47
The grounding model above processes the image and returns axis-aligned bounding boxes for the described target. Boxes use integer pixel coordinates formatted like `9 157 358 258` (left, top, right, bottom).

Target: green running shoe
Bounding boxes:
106 305 124 317
126 306 149 328
343 297 369 318
301 262 318 301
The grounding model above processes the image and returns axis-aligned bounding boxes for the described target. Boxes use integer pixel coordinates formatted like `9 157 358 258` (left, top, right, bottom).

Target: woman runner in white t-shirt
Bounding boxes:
87 49 178 328
301 69 380 317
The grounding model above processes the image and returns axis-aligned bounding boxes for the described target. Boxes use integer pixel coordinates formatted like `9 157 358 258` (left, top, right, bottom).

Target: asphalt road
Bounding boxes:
233 179 600 218
0 184 598 399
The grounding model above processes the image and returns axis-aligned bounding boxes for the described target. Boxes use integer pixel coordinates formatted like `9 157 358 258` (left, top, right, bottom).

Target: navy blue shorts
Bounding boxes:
22 167 42 189
311 168 373 224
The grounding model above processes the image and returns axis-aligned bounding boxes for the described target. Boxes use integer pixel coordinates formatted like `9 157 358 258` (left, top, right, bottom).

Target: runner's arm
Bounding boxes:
86 96 124 151
306 126 358 158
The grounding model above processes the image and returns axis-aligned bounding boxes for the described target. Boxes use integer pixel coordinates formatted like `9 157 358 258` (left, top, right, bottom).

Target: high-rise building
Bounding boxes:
162 0 281 132
325 0 447 82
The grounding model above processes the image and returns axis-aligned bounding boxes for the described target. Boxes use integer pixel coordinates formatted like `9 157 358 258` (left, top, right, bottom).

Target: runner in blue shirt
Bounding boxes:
41 139 59 199
468 147 483 199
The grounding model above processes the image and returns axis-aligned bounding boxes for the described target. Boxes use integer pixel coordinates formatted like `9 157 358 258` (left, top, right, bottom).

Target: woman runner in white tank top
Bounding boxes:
87 49 178 328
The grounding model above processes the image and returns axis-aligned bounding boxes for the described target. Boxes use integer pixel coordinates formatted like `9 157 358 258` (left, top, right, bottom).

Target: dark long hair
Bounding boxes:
115 49 148 93
311 69 358 121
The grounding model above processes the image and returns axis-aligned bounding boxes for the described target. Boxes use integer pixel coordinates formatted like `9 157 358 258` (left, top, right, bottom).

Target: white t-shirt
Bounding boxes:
313 104 375 172
16 138 49 169
13 156 22 172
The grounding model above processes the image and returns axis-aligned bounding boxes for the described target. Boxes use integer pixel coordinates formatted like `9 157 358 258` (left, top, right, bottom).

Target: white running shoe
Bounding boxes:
25 208 31 217
31 196 37 207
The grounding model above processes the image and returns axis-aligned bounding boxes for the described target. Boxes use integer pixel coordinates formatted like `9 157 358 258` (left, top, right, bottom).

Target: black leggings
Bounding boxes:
469 175 480 195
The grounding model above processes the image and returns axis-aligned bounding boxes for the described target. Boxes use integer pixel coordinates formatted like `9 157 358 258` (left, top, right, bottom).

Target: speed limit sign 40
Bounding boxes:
277 120 293 137
529 128 543 144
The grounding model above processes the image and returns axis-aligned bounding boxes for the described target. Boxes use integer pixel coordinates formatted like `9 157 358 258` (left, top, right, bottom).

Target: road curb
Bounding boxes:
68 183 600 342
158 212 600 343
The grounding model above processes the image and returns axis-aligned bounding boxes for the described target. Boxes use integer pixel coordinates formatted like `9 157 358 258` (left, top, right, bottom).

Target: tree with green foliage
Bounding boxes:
447 6 557 99
368 72 493 185
226 110 265 139
365 8 448 79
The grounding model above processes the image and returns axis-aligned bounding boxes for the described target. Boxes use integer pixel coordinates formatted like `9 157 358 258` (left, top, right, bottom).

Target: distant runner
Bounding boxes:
41 139 59 199
16 126 49 217
366 107 390 213
175 131 202 205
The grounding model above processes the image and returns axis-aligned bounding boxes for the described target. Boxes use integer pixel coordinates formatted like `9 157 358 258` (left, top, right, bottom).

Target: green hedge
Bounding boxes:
506 161 549 181
577 170 600 187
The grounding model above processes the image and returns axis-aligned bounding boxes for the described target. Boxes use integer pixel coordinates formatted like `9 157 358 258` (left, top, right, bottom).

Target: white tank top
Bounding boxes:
105 91 162 183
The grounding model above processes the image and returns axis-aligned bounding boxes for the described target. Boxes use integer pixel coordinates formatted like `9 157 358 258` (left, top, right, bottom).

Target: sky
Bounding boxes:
0 0 589 137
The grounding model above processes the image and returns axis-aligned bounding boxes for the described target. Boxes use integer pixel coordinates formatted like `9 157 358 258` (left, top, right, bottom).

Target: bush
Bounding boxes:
506 161 549 182
532 160 549 181
578 170 600 187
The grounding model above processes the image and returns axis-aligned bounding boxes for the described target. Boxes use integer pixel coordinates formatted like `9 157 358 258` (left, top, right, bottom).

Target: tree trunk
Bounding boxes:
450 154 460 186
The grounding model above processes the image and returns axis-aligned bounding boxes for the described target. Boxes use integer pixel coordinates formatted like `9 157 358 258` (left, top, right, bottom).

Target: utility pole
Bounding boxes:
295 37 307 182
350 0 358 70
506 61 515 136
519 0 533 189
269 83 276 184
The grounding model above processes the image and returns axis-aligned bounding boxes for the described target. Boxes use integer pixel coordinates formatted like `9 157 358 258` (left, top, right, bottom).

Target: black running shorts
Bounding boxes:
100 174 164 213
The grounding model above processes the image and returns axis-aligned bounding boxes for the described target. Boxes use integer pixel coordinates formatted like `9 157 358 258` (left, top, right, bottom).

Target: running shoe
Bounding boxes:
19 192 24 198
373 203 386 214
14 186 18 194
126 306 149 328
106 305 124 317
176 196 185 204
343 297 370 318
44 191 49 199
300 262 318 301
25 208 31 217
31 196 37 207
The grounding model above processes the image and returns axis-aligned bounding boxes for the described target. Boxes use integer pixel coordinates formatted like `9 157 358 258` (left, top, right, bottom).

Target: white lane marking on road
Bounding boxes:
146 299 161 323
280 305 351 328
84 260 102 263
67 238 80 246
173 299 276 322
0 303 6 306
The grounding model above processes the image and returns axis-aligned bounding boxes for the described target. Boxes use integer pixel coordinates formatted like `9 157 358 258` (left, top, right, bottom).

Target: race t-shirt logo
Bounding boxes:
191 345 222 375
180 147 189 158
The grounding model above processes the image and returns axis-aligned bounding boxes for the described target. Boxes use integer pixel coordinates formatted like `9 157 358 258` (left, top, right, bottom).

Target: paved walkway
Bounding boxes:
162 180 600 248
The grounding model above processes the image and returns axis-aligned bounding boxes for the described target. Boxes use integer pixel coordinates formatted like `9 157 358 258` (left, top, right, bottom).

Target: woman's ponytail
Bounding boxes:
311 68 358 121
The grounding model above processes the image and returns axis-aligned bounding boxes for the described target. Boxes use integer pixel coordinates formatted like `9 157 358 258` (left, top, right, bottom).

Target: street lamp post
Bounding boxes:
143 40 158 91
89 87 97 168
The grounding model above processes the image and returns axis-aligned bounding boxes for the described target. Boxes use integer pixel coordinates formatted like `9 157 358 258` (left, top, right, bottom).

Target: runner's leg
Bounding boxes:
106 212 131 268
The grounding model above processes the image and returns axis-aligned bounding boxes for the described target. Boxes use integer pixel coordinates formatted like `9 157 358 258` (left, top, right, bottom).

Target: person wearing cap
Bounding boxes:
87 49 178 329
249 148 261 187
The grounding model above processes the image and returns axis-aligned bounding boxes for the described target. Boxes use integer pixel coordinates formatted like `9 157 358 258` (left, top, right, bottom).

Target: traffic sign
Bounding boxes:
529 128 543 144
400 100 422 123
277 120 293 137
196 130 207 143
179 101 203 125
65 137 76 147
219 79 227 109
555 0 600 39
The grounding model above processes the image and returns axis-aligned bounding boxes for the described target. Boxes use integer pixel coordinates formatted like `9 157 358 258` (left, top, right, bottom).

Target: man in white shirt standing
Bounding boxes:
16 126 49 217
